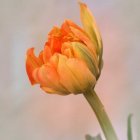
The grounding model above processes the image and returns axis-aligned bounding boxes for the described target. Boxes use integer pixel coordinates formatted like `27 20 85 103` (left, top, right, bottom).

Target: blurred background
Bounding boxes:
0 0 140 140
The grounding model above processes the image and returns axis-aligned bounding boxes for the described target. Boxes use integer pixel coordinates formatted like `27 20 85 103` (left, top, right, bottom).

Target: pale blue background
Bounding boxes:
0 0 140 140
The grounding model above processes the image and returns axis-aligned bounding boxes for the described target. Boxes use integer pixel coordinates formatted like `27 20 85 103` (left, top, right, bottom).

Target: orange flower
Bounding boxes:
26 2 103 95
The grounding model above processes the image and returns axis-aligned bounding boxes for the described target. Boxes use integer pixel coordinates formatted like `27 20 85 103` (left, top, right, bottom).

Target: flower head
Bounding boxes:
26 2 103 95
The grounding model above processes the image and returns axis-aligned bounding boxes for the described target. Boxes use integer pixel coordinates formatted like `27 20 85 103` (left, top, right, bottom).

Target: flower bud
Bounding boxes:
26 2 103 95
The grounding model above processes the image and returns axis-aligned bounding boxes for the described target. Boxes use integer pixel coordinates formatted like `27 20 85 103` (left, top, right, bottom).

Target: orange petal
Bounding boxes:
61 42 74 58
26 48 43 85
57 54 96 94
50 37 62 53
66 58 96 93
32 62 68 94
61 20 83 35
57 55 81 93
70 26 98 60
62 19 98 61
49 53 59 68
43 45 52 63
32 64 58 86
68 42 99 76
61 20 71 36
39 51 44 63
48 26 61 37
40 86 69 95
48 27 62 53
61 42 99 76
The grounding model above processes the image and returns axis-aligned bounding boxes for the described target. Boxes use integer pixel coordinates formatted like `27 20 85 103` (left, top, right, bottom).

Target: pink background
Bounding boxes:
0 0 139 139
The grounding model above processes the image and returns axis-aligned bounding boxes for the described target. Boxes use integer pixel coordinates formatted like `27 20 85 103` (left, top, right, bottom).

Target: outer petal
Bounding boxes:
66 58 96 93
79 2 103 56
73 42 98 76
61 42 99 76
57 55 81 93
32 63 68 95
57 54 96 94
26 48 43 85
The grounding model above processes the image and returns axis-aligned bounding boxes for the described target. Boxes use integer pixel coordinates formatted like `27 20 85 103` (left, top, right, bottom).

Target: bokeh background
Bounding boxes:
0 0 140 140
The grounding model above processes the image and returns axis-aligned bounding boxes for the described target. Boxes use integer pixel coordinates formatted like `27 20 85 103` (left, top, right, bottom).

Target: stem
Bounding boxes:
83 90 118 140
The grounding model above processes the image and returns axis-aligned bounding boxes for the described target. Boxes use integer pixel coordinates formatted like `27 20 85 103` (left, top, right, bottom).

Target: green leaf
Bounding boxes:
127 114 133 140
85 134 102 140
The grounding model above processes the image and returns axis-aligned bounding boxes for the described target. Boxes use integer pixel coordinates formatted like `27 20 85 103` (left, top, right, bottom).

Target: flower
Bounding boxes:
26 2 103 95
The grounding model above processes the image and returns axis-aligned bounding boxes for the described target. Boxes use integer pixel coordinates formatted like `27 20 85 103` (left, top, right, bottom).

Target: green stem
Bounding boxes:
83 90 118 140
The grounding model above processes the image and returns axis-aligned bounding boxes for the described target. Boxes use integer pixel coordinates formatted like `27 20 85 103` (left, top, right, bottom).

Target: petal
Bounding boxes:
32 62 68 94
70 26 98 61
57 55 81 93
49 53 59 67
61 42 74 58
61 20 84 35
61 20 71 35
40 86 58 94
50 37 62 53
26 48 43 85
48 26 61 37
79 2 103 56
71 42 99 76
61 42 98 76
66 58 96 93
40 86 69 95
48 27 62 53
57 54 96 94
43 45 52 63
61 20 82 42
39 51 44 63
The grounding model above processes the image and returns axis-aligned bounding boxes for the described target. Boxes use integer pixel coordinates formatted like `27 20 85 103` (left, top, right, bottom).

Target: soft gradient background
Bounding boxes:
0 0 139 140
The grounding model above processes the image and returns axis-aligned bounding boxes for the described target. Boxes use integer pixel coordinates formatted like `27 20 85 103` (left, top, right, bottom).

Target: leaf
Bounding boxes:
85 134 102 140
127 114 133 140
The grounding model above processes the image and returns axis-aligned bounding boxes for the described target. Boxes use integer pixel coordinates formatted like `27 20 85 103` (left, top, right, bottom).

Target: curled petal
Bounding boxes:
43 45 52 63
48 27 62 53
39 51 44 63
26 48 43 85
